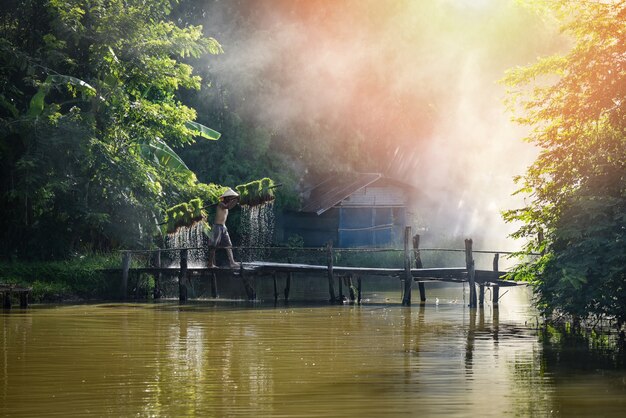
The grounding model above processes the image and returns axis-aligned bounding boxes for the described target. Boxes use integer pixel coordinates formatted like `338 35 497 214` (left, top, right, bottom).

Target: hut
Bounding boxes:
279 173 420 247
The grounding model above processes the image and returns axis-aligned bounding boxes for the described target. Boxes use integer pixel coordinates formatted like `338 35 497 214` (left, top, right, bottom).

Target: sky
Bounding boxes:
201 0 567 253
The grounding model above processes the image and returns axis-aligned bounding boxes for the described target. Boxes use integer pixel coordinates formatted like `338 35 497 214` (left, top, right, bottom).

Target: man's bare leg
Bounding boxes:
207 249 217 268
226 248 238 269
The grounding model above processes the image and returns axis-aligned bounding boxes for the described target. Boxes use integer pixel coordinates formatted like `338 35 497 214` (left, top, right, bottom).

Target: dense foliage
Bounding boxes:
503 1 626 323
0 0 225 258
0 255 120 301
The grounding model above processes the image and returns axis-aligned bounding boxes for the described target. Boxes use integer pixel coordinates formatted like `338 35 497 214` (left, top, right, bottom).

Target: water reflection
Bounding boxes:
1 289 625 417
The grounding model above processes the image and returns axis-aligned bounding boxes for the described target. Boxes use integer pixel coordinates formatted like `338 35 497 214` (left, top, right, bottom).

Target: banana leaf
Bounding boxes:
185 121 221 140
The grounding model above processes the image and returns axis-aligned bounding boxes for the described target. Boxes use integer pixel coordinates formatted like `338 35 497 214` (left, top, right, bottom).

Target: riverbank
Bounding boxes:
0 255 120 302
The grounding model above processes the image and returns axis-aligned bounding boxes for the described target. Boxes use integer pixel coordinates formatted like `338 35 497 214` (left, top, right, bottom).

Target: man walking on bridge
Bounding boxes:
207 188 239 269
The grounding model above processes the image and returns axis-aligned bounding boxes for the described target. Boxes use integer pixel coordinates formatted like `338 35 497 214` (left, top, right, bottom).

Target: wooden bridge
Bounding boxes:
119 227 522 307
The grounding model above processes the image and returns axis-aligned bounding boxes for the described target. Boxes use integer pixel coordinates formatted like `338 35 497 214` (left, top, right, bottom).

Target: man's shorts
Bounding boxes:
210 224 232 247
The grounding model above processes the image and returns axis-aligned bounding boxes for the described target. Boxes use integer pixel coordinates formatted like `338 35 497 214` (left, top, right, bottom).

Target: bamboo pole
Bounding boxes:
465 239 477 308
357 276 362 304
402 226 412 306
179 249 188 303
326 241 336 303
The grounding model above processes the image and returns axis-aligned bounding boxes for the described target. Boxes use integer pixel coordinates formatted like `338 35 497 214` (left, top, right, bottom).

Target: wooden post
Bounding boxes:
121 251 131 300
284 271 292 302
493 253 500 309
211 272 218 298
418 282 426 304
273 272 279 301
153 250 162 300
179 249 188 303
326 241 336 303
2 291 10 309
338 274 343 303
357 276 362 304
479 282 485 307
402 226 412 306
347 274 356 303
413 234 426 304
465 239 477 308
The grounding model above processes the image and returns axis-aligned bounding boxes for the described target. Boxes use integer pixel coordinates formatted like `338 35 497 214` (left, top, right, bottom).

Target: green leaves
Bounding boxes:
0 0 226 258
137 137 190 173
185 121 221 140
504 0 626 323
27 74 97 117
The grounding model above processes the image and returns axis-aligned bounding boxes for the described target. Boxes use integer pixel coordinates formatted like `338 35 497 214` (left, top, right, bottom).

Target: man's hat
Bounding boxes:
220 188 239 199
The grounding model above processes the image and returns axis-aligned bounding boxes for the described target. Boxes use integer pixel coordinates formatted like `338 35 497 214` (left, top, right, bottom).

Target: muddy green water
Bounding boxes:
2 286 625 417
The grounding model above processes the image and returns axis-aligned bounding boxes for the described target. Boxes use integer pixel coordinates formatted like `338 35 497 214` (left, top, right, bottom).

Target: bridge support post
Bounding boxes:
465 239 477 308
326 241 336 303
357 276 362 304
479 283 485 307
347 274 356 303
413 234 426 304
284 269 292 302
492 253 500 309
211 272 218 298
179 249 188 303
402 226 412 306
153 250 162 299
121 251 131 300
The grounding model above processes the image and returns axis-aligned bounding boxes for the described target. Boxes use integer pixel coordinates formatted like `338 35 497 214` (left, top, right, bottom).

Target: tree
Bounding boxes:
0 0 223 258
503 0 626 323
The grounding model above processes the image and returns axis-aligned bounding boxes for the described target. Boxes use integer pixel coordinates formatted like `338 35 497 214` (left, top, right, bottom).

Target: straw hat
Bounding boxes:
220 188 239 199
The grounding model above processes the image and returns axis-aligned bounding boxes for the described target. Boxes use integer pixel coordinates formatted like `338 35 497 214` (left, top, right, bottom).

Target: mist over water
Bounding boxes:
198 0 567 251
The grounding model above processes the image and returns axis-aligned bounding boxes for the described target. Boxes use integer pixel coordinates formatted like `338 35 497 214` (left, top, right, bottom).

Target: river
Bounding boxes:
2 285 625 417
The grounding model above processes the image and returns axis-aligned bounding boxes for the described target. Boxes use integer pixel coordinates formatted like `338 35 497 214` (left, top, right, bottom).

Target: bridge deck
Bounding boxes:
127 261 519 286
